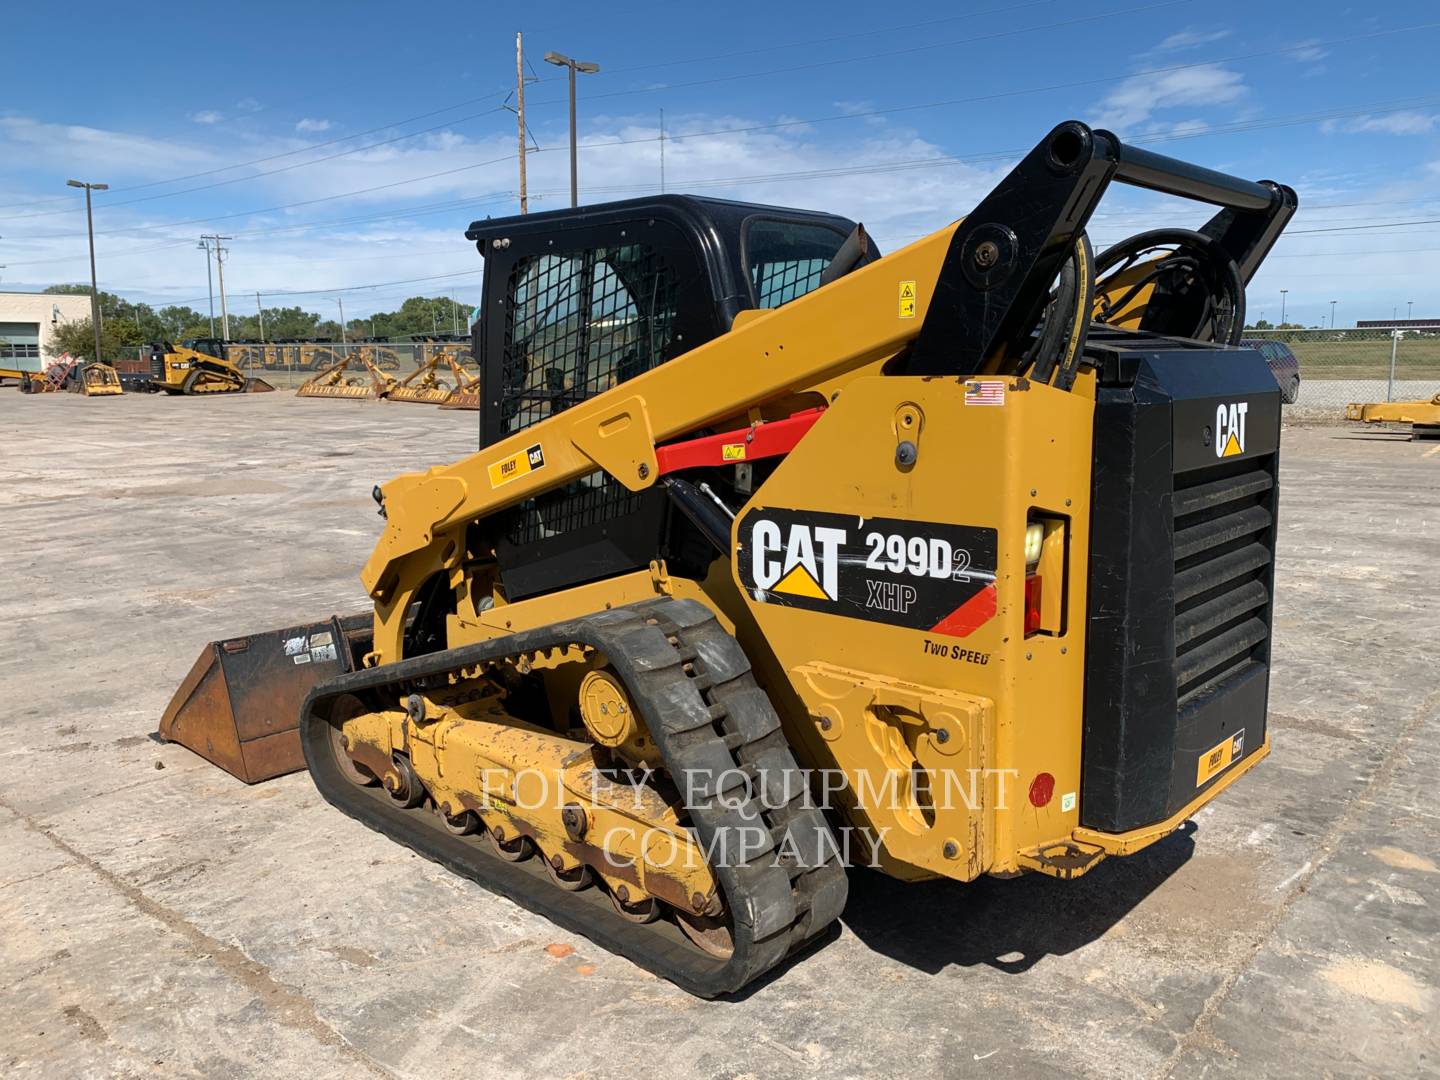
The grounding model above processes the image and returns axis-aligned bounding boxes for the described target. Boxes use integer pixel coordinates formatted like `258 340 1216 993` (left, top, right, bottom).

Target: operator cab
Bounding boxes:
464 195 879 598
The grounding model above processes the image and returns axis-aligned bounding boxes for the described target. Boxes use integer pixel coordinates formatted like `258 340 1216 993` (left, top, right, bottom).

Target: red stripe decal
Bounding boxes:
655 408 826 475
929 583 998 638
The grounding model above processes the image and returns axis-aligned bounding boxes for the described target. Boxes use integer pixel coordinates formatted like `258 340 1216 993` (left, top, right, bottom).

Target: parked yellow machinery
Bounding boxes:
295 353 396 400
1346 393 1440 439
146 339 275 394
386 353 475 404
161 122 1295 995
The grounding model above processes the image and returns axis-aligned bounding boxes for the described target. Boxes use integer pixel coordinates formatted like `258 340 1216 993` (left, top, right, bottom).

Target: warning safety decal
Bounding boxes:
736 507 998 637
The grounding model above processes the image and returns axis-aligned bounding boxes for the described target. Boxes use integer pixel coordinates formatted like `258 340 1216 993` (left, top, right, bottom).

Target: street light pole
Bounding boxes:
67 179 108 363
1280 289 1288 325
336 297 347 346
1329 299 1338 330
544 51 601 208
256 291 265 343
198 239 215 336
1408 301 1414 321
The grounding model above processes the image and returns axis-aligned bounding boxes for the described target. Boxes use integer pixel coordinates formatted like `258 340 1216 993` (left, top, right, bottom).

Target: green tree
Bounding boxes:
46 315 146 363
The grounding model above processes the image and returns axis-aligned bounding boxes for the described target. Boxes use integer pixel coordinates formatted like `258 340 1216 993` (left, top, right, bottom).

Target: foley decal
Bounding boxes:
1196 730 1245 787
736 507 998 637
487 443 546 488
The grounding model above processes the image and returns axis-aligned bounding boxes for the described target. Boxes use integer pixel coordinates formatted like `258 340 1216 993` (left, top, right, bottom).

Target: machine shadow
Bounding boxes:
839 821 1197 976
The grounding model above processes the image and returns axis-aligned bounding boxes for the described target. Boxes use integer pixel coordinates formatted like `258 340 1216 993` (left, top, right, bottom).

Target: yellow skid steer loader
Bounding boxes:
147 338 275 394
161 121 1295 995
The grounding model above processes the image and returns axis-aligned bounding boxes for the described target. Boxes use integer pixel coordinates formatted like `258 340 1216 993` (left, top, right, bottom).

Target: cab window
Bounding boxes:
745 219 849 308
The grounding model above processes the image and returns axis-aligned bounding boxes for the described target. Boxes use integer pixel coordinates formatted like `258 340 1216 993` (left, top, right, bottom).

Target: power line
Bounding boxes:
0 1 1174 226
13 20 1438 246
0 2 1068 218
0 107 508 222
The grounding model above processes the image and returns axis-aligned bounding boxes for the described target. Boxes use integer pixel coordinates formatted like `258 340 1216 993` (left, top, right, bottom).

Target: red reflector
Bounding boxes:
1024 573 1043 636
1029 773 1055 808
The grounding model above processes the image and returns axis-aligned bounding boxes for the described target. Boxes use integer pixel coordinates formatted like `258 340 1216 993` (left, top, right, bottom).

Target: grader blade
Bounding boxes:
159 613 372 783
296 355 394 400
387 354 473 405
438 371 482 410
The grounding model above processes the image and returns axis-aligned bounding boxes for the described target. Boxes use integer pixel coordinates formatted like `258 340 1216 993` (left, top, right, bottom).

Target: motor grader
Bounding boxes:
161 121 1294 996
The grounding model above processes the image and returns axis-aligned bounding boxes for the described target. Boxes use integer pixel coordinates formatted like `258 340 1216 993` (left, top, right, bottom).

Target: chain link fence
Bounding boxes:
115 340 475 391
108 329 1440 420
1243 328 1440 418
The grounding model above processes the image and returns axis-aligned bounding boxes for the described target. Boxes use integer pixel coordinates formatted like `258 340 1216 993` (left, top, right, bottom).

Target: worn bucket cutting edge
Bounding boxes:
159 613 372 783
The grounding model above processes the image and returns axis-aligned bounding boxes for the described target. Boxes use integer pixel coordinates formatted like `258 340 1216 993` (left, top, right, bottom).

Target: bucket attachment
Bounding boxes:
242 376 277 392
387 353 474 405
438 370 482 410
296 355 394 400
159 613 372 783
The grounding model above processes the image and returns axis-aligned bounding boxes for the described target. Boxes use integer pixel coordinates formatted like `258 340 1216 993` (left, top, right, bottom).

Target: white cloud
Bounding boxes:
1092 64 1248 132
189 110 224 125
1290 39 1329 63
296 118 333 133
235 97 262 113
1321 112 1438 136
0 117 219 179
1155 28 1231 51
0 109 1010 308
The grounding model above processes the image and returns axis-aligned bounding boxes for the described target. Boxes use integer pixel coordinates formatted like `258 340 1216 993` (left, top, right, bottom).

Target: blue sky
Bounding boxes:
2 0 1438 326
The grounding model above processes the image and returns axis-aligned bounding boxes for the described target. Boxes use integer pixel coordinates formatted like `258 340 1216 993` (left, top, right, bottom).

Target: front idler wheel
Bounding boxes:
327 695 377 788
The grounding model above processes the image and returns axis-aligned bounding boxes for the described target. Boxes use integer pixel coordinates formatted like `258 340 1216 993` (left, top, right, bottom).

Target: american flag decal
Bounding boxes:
964 379 1006 406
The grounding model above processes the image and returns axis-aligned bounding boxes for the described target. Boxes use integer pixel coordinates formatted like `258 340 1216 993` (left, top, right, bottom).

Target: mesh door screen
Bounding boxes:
501 243 680 435
500 242 681 545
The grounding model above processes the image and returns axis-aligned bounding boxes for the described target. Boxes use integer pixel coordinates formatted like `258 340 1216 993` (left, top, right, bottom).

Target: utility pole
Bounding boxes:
256 291 265 342
1329 299 1338 330
451 290 459 335
545 51 601 208
516 33 529 214
201 234 232 340
1279 289 1288 325
336 297 347 346
1408 300 1414 321
67 178 108 363
198 239 216 336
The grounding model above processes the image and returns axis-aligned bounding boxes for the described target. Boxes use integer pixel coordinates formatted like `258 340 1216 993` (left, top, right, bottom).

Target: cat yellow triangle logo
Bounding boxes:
774 563 830 600
1221 430 1243 457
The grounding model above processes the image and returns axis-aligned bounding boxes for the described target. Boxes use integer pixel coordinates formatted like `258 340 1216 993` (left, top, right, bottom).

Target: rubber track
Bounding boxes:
298 598 848 997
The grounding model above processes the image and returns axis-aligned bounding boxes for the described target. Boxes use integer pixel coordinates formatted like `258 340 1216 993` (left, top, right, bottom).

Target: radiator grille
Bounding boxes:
1172 458 1276 708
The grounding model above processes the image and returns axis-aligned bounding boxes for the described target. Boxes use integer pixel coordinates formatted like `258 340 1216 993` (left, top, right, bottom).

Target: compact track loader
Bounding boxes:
146 338 275 394
161 122 1295 995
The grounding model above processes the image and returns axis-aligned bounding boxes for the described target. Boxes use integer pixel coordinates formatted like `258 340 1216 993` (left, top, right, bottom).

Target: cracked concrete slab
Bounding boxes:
1 390 1435 1078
